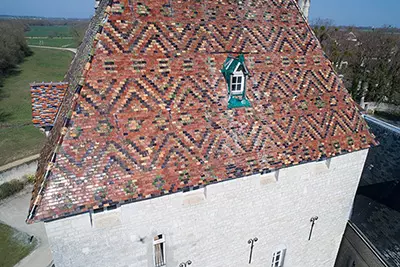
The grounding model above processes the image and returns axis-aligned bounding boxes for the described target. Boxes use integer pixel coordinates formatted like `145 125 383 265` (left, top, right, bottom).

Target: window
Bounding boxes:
271 247 286 267
229 62 247 95
231 74 244 94
153 234 166 267
221 54 251 108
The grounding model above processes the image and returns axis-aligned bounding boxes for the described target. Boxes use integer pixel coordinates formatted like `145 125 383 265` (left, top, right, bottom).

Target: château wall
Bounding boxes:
44 149 368 267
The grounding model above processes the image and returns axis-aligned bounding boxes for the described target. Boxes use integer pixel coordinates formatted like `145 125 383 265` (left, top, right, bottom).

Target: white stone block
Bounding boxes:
93 208 121 229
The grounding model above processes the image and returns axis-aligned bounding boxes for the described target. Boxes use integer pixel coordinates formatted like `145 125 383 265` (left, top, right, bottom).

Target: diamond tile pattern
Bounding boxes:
28 0 377 222
30 82 68 127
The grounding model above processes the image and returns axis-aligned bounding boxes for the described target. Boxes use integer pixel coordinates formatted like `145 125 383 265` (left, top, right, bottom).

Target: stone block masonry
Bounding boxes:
45 149 368 267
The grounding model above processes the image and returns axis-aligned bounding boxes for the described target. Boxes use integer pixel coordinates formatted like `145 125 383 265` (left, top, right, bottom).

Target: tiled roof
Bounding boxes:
28 0 377 223
30 82 68 127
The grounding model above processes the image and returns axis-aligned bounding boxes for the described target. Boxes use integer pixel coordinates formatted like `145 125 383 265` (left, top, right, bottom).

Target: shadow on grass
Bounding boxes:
0 68 22 100
0 66 24 123
0 111 12 123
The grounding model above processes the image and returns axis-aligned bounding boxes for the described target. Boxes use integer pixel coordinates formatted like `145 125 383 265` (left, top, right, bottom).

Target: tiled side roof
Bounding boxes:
28 0 377 223
31 82 68 127
28 0 111 221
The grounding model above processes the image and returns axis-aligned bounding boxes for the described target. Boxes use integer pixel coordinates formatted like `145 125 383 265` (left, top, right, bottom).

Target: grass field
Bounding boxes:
0 223 37 267
0 47 74 166
25 25 79 48
25 25 72 37
26 38 75 48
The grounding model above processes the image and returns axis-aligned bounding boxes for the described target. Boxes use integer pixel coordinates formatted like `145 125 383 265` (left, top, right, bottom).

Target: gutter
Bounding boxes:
363 115 400 134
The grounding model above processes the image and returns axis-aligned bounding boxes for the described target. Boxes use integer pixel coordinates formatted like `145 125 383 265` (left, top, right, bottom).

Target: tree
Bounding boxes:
0 20 32 84
0 20 32 122
345 29 400 104
313 20 400 105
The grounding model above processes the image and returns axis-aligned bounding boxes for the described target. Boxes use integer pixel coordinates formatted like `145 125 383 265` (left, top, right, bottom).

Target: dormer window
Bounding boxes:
221 54 251 109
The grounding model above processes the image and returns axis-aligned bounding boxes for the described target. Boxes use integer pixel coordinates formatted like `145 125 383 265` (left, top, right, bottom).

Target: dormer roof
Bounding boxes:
221 54 249 79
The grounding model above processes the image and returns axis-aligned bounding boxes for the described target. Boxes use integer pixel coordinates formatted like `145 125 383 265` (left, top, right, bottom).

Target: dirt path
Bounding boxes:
0 154 39 173
29 45 77 54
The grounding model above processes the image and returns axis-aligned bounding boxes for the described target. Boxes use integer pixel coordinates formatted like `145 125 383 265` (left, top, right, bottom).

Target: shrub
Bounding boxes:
0 180 25 200
25 174 36 184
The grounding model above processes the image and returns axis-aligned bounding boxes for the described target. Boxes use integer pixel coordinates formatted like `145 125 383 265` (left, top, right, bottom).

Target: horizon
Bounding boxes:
1 0 400 28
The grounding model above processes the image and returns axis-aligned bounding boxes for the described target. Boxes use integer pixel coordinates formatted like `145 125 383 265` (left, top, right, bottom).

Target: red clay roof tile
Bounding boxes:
28 0 377 223
30 82 68 127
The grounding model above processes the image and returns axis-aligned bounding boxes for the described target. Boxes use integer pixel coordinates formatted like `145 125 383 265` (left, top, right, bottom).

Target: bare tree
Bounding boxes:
313 21 400 105
346 29 400 104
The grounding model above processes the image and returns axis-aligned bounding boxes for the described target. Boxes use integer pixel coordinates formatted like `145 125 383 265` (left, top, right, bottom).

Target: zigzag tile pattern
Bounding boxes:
30 82 68 127
30 0 377 222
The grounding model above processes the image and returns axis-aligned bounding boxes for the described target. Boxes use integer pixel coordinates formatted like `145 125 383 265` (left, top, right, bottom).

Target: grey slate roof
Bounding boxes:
351 195 400 267
351 118 400 267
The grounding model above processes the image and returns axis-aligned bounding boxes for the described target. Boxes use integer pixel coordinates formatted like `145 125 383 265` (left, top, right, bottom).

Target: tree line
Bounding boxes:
313 19 400 106
0 20 32 87
0 20 32 122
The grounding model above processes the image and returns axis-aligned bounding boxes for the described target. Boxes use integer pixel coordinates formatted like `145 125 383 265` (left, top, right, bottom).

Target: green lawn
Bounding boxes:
25 25 72 38
27 38 75 48
0 47 73 165
0 223 37 267
25 25 78 48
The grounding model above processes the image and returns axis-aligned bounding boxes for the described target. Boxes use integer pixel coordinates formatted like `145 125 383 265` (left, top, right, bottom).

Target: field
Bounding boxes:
0 223 37 267
26 37 75 48
0 47 74 166
25 25 78 48
25 25 72 37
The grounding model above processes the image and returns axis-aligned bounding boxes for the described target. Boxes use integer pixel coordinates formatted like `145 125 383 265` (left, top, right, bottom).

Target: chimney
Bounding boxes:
298 0 311 20
303 0 311 20
298 0 304 12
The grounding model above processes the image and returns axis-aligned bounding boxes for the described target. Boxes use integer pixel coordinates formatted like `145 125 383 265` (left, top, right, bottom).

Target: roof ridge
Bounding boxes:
27 0 113 223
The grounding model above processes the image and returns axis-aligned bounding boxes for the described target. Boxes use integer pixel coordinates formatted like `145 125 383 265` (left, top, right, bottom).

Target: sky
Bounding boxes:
2 0 94 19
1 0 400 27
309 0 400 27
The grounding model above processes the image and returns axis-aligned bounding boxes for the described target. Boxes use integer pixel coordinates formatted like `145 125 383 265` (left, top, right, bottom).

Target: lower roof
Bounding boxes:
30 82 68 127
351 118 400 267
352 195 400 267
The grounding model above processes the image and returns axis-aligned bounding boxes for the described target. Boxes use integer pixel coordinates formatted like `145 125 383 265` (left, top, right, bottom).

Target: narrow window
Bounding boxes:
271 247 286 267
153 234 166 267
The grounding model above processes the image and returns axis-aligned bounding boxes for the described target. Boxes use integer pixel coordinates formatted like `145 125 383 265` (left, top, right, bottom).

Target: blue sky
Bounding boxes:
1 0 400 27
2 0 94 19
309 0 400 27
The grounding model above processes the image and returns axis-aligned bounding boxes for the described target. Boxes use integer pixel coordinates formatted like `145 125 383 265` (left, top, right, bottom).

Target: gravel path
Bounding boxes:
0 186 52 267
29 45 77 54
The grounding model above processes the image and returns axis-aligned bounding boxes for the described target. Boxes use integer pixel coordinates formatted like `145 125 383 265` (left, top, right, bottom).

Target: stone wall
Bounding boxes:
362 102 400 114
45 150 368 267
